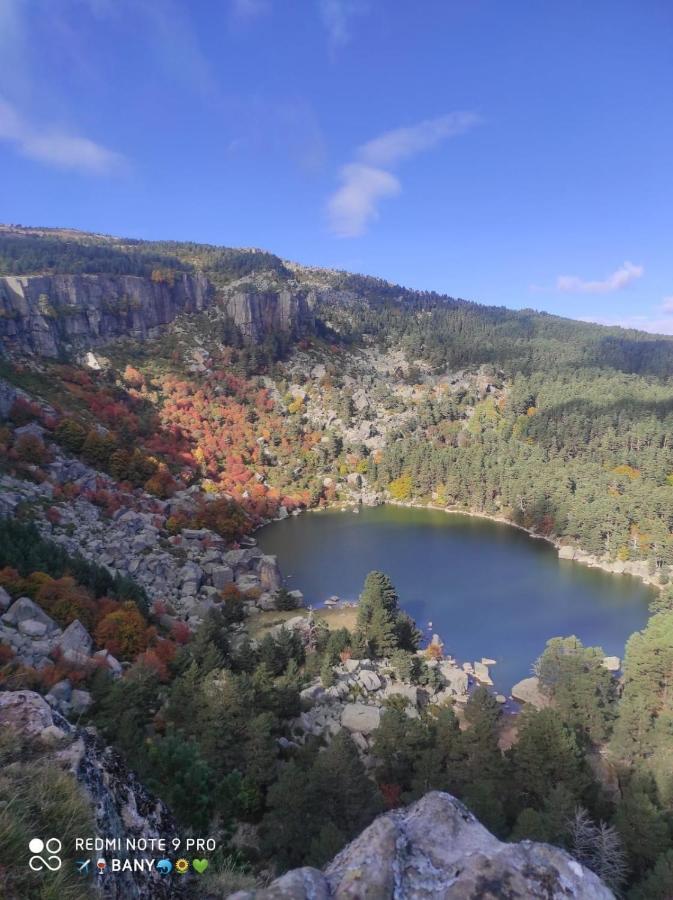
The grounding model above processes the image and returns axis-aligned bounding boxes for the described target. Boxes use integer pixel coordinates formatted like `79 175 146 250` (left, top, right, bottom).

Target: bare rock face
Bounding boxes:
231 792 613 900
0 271 212 356
221 289 315 343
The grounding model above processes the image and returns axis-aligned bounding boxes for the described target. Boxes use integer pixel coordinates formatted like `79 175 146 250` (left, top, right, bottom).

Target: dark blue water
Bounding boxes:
258 505 653 691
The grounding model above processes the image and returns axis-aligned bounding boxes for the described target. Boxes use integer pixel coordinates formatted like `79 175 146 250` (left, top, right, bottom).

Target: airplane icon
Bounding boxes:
76 859 91 874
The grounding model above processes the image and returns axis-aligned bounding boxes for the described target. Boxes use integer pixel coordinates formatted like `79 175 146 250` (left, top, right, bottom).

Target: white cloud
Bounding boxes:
319 0 368 50
326 111 480 237
0 96 125 175
327 163 400 237
556 261 644 294
661 296 673 313
359 112 481 168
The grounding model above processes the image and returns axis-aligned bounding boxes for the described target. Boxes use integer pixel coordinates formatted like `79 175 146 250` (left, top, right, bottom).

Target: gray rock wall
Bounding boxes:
0 271 212 356
220 288 315 343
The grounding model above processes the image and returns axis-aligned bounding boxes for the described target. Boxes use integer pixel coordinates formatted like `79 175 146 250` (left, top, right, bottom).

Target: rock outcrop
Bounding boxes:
221 288 315 343
0 690 184 899
0 271 212 356
231 792 613 899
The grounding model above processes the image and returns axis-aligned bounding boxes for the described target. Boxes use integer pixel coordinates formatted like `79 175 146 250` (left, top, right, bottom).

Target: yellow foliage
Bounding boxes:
287 397 304 415
388 472 413 500
526 406 537 416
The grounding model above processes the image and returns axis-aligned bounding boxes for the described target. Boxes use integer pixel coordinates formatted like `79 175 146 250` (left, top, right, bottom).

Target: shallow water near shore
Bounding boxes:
258 505 654 692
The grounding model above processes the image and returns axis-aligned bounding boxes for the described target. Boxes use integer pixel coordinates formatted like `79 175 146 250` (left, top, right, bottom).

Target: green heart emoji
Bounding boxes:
192 859 209 874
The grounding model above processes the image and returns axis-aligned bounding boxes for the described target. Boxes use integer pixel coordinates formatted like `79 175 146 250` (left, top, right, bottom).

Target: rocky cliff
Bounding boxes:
0 271 320 357
0 271 212 356
231 792 613 900
220 288 316 343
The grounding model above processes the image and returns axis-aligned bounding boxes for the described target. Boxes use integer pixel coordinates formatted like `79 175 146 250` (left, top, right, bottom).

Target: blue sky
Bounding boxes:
1 0 672 332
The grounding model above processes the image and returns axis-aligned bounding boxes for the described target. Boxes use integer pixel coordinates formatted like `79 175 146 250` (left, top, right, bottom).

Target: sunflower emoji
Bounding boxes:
175 858 189 874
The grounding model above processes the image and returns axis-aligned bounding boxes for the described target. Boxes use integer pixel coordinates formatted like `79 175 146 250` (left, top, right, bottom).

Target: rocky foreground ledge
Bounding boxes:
231 792 613 900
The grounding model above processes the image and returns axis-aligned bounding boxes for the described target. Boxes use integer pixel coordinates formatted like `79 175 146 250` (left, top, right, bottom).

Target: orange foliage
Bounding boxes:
95 602 149 660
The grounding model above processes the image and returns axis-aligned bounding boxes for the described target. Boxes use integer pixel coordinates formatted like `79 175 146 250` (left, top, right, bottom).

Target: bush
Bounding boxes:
95 602 149 660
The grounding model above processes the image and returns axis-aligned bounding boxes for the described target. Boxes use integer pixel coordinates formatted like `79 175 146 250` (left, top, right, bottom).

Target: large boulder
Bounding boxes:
511 676 550 709
3 596 59 632
358 670 382 692
231 792 613 899
55 619 93 664
341 703 381 735
257 555 282 592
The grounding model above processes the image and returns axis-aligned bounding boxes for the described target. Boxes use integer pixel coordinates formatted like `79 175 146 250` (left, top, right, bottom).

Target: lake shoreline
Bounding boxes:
276 498 661 594
385 499 662 592
257 502 652 695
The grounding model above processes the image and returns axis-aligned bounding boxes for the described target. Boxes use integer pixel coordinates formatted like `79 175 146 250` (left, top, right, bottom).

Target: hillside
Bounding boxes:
0 225 672 898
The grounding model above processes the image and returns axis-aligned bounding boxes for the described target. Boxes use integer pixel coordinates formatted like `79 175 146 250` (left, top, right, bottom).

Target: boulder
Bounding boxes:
230 792 613 900
473 661 493 685
358 670 382 692
341 703 381 735
18 618 48 638
0 586 10 612
602 656 621 672
258 555 282 592
3 596 58 632
511 676 550 709
211 565 234 590
55 619 93 664
0 690 67 738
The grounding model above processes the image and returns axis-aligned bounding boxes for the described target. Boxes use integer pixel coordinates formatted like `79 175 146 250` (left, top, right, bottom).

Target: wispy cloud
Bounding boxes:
661 295 673 313
556 261 644 294
328 164 400 237
0 96 125 175
319 0 369 50
327 111 480 237
359 112 481 168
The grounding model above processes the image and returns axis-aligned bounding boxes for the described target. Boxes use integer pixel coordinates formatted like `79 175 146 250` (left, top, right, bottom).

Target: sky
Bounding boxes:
1 0 672 333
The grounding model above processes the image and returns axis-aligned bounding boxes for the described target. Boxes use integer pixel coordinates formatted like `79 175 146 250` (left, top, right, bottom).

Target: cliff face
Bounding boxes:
220 288 316 343
231 792 614 900
0 271 213 356
0 273 319 357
